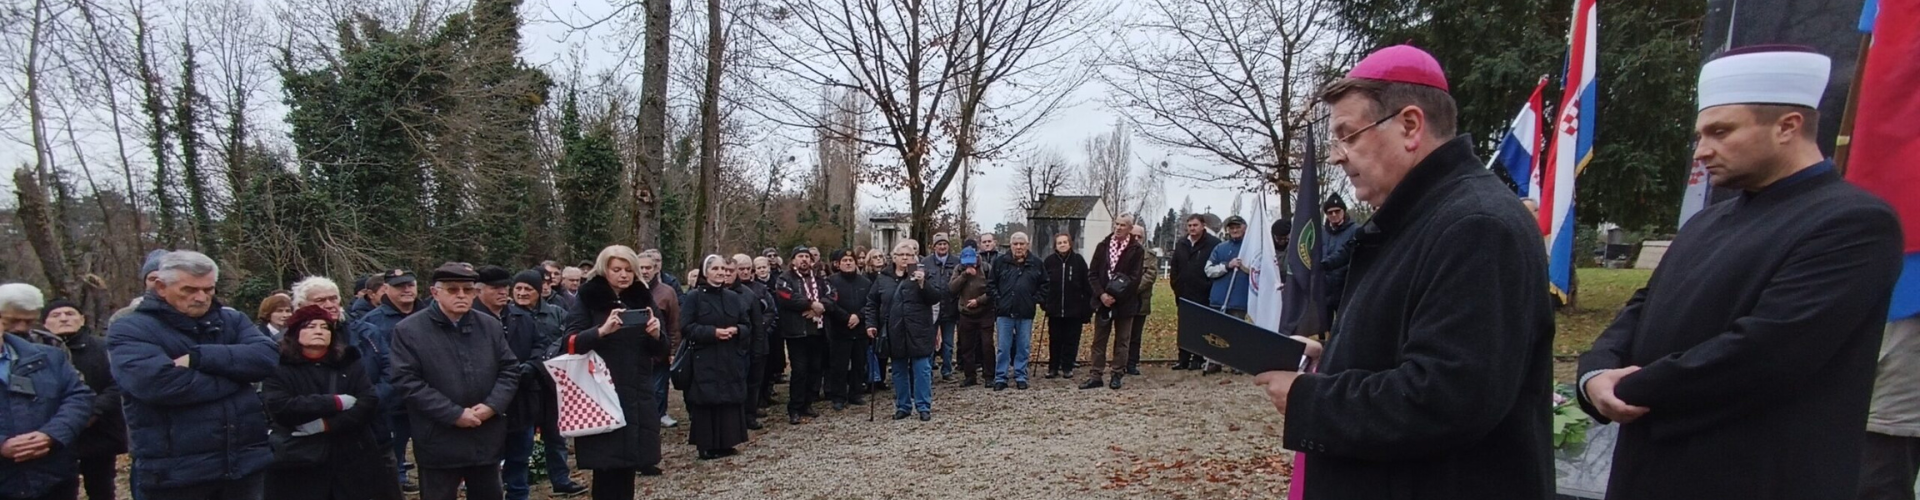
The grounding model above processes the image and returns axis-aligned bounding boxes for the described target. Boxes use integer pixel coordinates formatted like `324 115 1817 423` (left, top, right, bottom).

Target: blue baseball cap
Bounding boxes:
960 247 978 266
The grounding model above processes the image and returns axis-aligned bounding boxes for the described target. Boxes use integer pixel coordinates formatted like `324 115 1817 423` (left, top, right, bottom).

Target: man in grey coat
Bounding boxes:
390 264 522 500
1861 318 1920 500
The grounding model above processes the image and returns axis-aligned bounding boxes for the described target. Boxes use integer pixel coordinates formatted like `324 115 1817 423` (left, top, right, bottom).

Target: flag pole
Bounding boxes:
1835 31 1875 173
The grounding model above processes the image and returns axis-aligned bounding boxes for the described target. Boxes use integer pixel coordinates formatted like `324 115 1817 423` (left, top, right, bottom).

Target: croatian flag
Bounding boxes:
1540 0 1597 302
1497 77 1549 198
1846 0 1919 321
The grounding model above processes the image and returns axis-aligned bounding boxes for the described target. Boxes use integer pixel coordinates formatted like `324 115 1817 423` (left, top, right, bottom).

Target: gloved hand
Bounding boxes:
291 419 328 437
334 395 358 410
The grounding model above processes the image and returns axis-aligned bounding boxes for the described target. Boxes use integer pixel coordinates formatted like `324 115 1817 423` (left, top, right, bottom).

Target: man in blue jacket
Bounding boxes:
0 284 97 500
1204 216 1251 374
352 268 426 493
109 250 278 500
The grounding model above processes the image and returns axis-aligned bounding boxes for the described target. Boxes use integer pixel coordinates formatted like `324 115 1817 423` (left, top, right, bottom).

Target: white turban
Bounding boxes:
1698 47 1830 111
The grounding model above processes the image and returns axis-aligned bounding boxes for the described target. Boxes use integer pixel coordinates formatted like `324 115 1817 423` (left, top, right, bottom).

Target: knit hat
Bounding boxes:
513 270 545 291
792 246 812 258
286 304 336 333
829 249 851 262
1323 194 1348 212
40 299 78 322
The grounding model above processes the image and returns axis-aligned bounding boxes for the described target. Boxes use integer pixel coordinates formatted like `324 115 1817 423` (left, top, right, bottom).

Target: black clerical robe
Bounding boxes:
1284 137 1556 500
1577 162 1904 500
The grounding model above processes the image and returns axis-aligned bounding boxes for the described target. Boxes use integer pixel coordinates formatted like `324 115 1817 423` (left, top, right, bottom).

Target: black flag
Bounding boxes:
1282 121 1331 337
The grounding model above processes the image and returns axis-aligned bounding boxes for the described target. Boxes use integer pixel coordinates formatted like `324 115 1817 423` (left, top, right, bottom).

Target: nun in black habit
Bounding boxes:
679 255 753 459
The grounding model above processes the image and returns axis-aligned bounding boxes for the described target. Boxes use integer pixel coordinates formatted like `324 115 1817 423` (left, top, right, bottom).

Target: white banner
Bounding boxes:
1240 193 1285 332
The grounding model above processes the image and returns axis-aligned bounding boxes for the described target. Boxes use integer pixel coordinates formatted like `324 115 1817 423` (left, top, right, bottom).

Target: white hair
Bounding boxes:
290 276 341 308
0 283 46 313
893 239 921 254
1010 232 1030 243
154 250 219 285
561 266 583 278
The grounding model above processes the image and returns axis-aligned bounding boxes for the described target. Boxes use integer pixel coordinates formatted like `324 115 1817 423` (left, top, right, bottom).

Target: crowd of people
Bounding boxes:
0 203 1324 500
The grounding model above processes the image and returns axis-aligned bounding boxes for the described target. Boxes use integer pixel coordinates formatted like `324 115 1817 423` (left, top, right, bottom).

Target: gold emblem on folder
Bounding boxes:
1204 333 1230 349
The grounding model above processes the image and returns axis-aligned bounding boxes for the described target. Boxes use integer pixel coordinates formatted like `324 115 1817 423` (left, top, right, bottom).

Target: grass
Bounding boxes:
1031 267 1652 362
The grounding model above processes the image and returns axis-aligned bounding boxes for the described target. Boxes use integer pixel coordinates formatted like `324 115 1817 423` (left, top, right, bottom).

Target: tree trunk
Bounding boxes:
633 0 671 252
136 13 179 249
13 169 75 299
694 0 723 257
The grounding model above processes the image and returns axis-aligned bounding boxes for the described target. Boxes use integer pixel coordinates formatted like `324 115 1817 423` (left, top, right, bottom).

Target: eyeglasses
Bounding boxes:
437 285 480 296
1331 114 1398 157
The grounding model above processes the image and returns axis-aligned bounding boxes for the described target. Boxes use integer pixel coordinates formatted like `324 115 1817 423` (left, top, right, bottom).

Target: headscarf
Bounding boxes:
698 254 729 291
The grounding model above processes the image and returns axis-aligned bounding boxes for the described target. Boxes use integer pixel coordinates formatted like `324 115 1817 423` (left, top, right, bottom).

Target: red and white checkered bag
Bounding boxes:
543 343 626 437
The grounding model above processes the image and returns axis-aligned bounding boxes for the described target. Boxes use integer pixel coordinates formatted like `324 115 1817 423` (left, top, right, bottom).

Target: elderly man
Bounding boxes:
988 232 1047 391
774 247 840 424
1126 224 1157 376
109 251 279 500
1577 47 1903 500
921 233 962 381
0 284 97 500
390 264 522 500
553 267 583 313
636 251 683 428
1255 45 1554 499
40 297 127 500
731 255 776 430
1082 214 1147 391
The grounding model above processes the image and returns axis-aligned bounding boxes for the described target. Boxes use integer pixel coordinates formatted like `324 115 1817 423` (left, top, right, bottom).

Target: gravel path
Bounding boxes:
631 366 1295 500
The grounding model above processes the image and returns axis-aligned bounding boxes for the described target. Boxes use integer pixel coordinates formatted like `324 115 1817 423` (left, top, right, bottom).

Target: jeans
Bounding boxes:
421 465 503 500
890 356 933 413
139 472 263 500
994 317 1034 384
867 345 884 384
388 413 412 483
536 411 574 486
936 321 957 376
652 364 671 418
503 427 536 500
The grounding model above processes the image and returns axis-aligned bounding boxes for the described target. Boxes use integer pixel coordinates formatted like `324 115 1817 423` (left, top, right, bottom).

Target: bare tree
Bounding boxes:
740 0 1096 244
1006 147 1075 223
1082 120 1133 218
630 0 672 250
1098 0 1336 205
691 0 724 255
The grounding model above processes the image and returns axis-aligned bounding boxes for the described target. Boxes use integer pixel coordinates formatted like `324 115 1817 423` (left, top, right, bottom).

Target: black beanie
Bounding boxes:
513 270 545 291
41 299 79 322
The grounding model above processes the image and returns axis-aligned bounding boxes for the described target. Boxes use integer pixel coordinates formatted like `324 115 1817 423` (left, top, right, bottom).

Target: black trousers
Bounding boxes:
421 465 503 500
956 314 996 381
140 472 263 500
1859 431 1920 500
766 335 788 383
8 480 76 500
745 353 768 416
1127 313 1148 369
786 335 827 414
826 335 870 403
590 469 637 500
78 454 115 500
1046 316 1084 374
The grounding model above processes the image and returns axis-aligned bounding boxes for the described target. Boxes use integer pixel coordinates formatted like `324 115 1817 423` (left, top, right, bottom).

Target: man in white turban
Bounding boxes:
1576 45 1905 500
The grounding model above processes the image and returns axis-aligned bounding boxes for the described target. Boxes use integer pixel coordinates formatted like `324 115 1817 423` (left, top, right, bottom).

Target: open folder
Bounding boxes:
1176 298 1307 373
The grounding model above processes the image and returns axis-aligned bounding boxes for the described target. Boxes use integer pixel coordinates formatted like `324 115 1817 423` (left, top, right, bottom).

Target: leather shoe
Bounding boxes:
639 466 663 476
400 480 419 494
1079 378 1105 390
1044 370 1059 379
1109 375 1125 390
918 411 931 421
1016 381 1029 390
848 396 866 405
551 482 589 497
800 408 821 418
1126 366 1142 376
697 450 720 460
961 378 978 388
994 382 1007 391
746 419 764 430
788 415 803 425
892 411 911 420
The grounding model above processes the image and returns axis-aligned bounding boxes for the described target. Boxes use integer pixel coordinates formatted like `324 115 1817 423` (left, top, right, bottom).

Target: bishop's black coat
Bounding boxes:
1577 163 1903 500
1283 137 1555 500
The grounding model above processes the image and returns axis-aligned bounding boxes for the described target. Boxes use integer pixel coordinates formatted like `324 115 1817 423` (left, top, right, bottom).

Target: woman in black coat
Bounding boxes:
263 305 403 500
863 240 948 421
562 245 666 500
679 255 752 459
1041 233 1093 379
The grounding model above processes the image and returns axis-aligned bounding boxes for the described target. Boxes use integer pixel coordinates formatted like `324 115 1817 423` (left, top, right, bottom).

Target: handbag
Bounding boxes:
543 337 628 437
269 376 336 468
668 341 693 391
1105 273 1134 297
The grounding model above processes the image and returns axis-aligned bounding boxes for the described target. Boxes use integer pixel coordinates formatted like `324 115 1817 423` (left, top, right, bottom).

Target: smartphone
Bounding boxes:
618 308 653 327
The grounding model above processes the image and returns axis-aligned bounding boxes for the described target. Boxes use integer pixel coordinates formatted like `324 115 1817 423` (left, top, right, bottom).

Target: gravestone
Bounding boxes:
1554 423 1617 500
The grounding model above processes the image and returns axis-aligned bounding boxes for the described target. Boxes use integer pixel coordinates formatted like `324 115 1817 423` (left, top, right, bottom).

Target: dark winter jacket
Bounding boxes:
948 267 993 318
346 297 376 324
350 299 419 416
920 253 962 323
263 341 399 500
988 252 1047 320
1041 252 1093 322
1169 232 1222 303
772 271 838 339
389 306 521 469
0 334 95 499
731 282 774 356
108 293 278 490
649 280 682 364
679 286 751 406
561 276 664 470
1283 136 1554 500
864 267 948 359
1135 260 1159 318
1089 235 1149 318
501 303 560 431
56 327 126 458
827 271 874 340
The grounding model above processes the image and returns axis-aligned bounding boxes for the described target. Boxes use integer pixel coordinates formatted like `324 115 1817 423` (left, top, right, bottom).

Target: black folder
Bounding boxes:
1176 298 1307 374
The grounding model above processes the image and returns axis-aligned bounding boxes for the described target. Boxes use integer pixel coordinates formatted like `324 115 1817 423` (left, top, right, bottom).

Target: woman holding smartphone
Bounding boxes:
561 245 665 499
863 239 948 421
